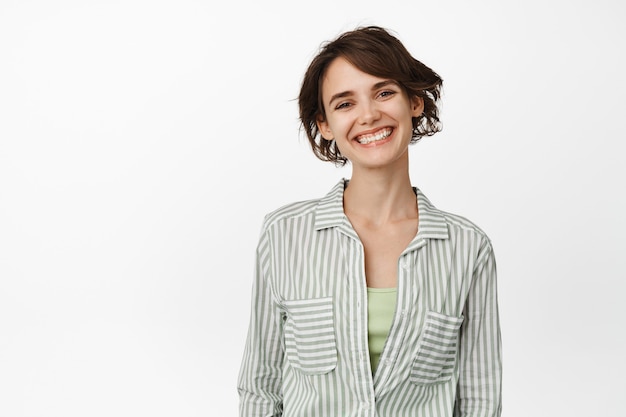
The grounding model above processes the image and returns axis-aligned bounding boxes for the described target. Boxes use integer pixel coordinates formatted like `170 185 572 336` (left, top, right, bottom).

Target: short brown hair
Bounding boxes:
298 26 443 166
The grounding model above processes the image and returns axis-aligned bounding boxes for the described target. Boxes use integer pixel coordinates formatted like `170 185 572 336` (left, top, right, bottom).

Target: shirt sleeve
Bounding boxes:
237 230 284 417
455 239 503 417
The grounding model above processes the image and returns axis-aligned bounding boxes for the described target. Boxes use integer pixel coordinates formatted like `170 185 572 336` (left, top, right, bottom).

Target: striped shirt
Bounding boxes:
238 179 502 417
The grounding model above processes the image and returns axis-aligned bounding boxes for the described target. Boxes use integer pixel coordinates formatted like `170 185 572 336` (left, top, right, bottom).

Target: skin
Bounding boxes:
316 57 424 288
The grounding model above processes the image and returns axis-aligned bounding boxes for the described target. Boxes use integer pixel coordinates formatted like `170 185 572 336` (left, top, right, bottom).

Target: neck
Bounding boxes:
343 163 417 226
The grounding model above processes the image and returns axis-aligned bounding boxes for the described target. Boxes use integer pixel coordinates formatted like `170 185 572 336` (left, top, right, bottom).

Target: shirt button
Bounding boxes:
401 310 407 317
361 401 369 410
385 359 392 365
401 262 409 270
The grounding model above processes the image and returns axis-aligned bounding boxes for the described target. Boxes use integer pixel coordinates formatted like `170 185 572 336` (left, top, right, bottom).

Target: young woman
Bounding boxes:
238 26 502 417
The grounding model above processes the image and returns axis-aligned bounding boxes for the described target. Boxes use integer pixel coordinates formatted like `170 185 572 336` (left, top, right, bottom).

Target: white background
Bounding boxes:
1 0 625 416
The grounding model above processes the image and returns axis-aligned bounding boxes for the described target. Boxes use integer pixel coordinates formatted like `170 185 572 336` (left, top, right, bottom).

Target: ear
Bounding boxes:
316 114 334 141
410 96 424 117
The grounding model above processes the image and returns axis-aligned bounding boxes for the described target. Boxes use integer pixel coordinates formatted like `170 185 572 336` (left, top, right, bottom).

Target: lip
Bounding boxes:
352 127 394 146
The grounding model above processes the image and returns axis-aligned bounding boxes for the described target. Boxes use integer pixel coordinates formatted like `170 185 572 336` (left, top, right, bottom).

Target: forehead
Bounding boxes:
321 57 388 96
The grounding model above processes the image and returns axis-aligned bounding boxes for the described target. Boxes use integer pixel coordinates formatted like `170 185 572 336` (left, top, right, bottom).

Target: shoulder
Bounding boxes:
416 186 492 248
260 179 346 233
260 197 322 231
441 210 491 240
438 209 495 261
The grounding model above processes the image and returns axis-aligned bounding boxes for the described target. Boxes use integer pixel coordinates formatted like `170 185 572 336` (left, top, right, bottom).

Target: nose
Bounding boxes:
358 99 381 125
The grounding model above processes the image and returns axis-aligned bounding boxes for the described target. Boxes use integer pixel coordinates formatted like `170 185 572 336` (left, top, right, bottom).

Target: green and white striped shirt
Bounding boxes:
238 179 502 417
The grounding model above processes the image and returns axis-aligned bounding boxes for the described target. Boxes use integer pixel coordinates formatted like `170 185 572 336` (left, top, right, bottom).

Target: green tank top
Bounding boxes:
367 287 397 374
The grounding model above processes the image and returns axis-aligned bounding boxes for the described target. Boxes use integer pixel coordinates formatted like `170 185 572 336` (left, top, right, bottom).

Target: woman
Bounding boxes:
238 26 502 417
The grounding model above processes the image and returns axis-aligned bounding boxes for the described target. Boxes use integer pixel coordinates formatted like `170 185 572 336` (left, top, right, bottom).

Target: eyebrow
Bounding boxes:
328 80 399 107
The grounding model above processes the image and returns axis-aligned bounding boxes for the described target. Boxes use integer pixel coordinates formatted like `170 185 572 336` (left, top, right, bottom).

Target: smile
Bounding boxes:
355 128 393 144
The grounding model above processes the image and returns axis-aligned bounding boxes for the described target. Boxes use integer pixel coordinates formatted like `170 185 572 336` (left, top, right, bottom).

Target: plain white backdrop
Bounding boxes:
1 0 625 415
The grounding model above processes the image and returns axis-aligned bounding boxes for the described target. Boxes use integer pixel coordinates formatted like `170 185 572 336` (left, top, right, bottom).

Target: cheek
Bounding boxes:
335 114 356 133
400 107 417 127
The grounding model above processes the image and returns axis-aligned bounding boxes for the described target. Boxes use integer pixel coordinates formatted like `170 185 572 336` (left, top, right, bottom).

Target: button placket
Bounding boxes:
347 236 375 410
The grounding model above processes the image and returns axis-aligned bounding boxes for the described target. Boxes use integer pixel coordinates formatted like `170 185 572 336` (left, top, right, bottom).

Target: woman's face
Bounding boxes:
316 57 423 171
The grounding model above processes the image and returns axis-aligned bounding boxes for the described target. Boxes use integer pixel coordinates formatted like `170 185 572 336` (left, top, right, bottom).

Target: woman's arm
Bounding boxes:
455 240 503 417
237 232 284 417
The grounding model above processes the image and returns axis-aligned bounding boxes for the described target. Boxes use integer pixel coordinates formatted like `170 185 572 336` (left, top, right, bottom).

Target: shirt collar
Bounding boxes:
313 179 449 241
313 179 349 231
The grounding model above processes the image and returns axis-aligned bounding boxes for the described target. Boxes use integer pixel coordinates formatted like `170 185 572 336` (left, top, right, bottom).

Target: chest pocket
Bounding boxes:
410 310 464 385
283 296 337 375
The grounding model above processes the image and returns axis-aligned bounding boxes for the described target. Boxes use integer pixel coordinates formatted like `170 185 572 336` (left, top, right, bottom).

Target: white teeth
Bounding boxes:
356 128 392 144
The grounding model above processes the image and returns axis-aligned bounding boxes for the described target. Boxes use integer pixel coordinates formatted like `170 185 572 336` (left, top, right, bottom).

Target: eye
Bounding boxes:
378 90 396 99
335 102 352 110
